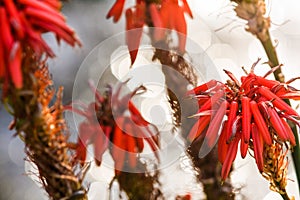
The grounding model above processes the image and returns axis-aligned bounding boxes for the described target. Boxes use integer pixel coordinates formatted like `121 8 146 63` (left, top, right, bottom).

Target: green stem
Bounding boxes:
259 30 300 195
260 31 281 79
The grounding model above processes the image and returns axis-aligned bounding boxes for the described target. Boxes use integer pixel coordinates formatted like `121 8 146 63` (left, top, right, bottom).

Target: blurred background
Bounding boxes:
1 0 300 199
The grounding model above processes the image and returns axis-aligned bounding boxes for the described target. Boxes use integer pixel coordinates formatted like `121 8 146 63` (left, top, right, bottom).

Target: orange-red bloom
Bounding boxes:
107 0 193 64
66 82 159 173
0 0 80 89
188 65 299 180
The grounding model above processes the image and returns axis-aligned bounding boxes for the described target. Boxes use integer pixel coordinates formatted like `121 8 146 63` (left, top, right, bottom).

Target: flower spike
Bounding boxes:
67 83 160 172
188 63 299 181
106 0 193 64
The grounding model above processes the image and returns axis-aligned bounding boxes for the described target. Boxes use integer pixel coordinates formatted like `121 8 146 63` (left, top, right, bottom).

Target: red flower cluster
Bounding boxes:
188 65 299 180
66 82 159 173
0 0 80 88
107 0 193 64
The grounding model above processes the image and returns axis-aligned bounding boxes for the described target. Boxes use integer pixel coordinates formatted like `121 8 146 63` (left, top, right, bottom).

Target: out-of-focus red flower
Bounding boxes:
125 1 146 66
188 64 299 180
0 0 81 89
65 82 159 173
106 0 126 22
106 0 193 64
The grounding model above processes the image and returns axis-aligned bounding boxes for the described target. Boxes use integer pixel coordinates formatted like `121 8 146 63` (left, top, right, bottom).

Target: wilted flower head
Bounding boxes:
0 0 81 88
66 82 159 174
188 62 299 181
106 0 193 64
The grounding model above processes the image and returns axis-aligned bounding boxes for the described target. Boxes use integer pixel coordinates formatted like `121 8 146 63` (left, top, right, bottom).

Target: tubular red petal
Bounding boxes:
27 7 81 46
29 18 78 47
255 76 279 88
199 89 225 112
19 0 65 20
251 123 264 172
187 80 218 95
226 101 238 142
258 101 270 119
240 132 248 158
196 97 210 107
122 121 138 168
19 12 55 56
228 115 241 143
112 118 125 149
42 0 62 10
206 101 228 147
188 115 210 142
124 125 136 153
25 7 67 31
281 111 300 124
181 0 193 18
126 136 137 168
250 101 272 145
278 92 300 100
267 106 289 141
111 124 126 171
132 124 159 159
129 101 149 126
149 3 165 41
106 0 126 22
0 8 13 51
125 7 145 64
258 87 299 117
9 42 22 88
281 118 296 146
242 96 251 143
241 75 255 94
0 36 5 78
160 1 175 29
174 7 187 52
4 0 24 39
190 110 216 118
221 134 240 180
218 121 229 164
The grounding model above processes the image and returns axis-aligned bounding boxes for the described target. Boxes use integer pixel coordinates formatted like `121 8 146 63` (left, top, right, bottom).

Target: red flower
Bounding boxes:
106 0 126 22
125 1 146 65
0 0 80 88
188 64 299 180
66 82 159 173
106 0 193 64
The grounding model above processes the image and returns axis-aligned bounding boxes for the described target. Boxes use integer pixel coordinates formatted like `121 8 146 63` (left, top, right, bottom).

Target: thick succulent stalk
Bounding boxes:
113 160 163 200
6 47 87 200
